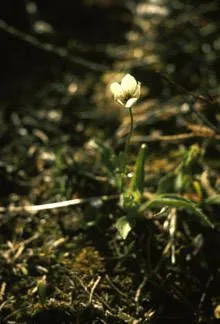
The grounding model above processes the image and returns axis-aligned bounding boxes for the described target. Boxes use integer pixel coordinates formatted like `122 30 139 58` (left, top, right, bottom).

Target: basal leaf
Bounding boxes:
140 194 214 228
205 195 220 205
115 216 132 240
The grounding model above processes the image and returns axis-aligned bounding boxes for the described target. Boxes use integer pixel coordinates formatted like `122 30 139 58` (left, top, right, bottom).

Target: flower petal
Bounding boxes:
109 82 123 99
121 74 137 94
133 82 141 99
125 97 138 108
116 98 125 106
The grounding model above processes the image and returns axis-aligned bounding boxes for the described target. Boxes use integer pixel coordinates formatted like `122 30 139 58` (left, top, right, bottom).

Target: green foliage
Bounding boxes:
158 144 203 195
37 276 48 305
157 173 177 193
91 139 126 190
91 140 116 176
131 143 147 196
1 1 219 322
205 194 220 205
115 216 132 240
140 194 214 228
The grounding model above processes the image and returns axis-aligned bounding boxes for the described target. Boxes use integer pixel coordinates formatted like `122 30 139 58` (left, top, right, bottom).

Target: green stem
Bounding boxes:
120 108 134 192
124 108 134 162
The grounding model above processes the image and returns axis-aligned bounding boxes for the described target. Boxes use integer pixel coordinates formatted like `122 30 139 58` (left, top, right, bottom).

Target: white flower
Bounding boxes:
110 74 141 108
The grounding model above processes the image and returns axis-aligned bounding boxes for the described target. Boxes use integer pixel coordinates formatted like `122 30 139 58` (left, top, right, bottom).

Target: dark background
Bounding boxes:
0 1 220 323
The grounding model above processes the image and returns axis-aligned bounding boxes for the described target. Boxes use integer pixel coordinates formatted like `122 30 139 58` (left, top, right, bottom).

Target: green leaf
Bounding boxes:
91 140 115 175
205 195 220 205
140 194 214 228
157 173 176 193
131 144 147 195
37 276 47 305
99 144 115 174
115 216 132 240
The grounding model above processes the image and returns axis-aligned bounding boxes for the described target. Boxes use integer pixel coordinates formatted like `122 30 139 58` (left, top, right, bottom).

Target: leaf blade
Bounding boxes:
115 216 132 240
140 194 214 228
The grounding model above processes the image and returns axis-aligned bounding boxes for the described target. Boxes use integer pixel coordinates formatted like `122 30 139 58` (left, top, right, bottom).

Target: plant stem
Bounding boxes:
120 108 134 191
124 107 134 162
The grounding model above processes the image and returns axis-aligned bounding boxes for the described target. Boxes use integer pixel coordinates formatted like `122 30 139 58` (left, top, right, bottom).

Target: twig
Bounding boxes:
188 103 220 134
157 71 213 105
200 170 217 197
134 276 147 303
133 132 220 143
0 282 6 303
0 19 108 71
0 195 118 214
157 71 220 133
105 274 127 298
72 275 115 316
169 208 177 265
198 275 213 311
89 276 101 304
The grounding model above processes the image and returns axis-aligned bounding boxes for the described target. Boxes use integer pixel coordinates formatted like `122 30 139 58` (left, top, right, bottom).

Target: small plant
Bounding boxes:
109 74 147 238
107 73 214 239
110 73 142 189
